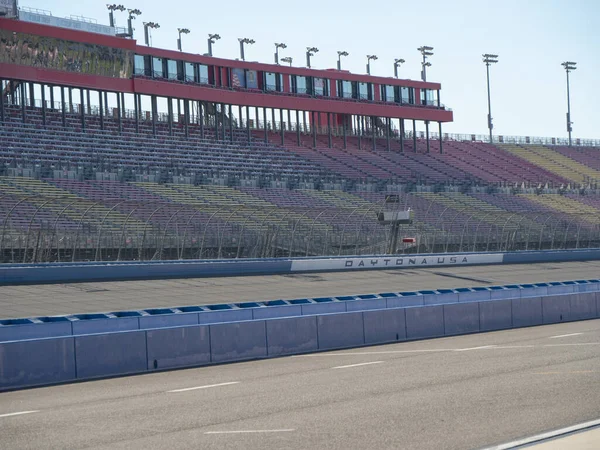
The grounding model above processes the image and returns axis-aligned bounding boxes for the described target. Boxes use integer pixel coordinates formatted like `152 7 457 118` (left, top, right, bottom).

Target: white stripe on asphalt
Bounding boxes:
0 411 40 419
480 417 600 450
167 381 240 393
454 345 496 352
549 332 583 339
205 429 295 435
332 361 384 370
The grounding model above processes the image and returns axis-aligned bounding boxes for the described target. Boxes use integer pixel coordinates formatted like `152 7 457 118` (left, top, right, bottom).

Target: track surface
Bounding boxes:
1 260 599 318
0 320 599 449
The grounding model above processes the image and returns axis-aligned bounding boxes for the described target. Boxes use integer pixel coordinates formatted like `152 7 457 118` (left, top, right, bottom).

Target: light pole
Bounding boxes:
274 43 287 65
337 51 348 70
126 8 141 38
281 56 293 67
483 53 498 143
562 61 577 146
177 28 190 52
106 4 125 28
238 37 255 61
306 47 318 68
143 22 159 47
207 33 220 57
394 58 405 78
418 45 434 81
366 54 378 75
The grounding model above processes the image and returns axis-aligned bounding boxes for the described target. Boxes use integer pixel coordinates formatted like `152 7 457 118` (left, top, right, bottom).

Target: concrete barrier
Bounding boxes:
146 326 211 370
71 315 139 336
0 318 72 342
198 309 253 325
541 294 571 324
443 302 480 335
317 312 364 350
210 321 267 363
511 297 543 327
345 298 387 312
301 301 346 316
0 337 75 391
386 295 424 308
363 308 406 344
252 305 303 320
75 331 147 379
266 316 318 357
569 293 597 321
405 305 444 340
139 311 199 330
479 299 512 331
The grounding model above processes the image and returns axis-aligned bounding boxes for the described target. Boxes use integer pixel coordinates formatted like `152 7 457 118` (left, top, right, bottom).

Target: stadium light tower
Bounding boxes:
106 4 125 28
239 37 255 61
366 55 378 75
306 47 319 68
126 8 141 38
418 45 434 81
177 28 190 52
337 51 349 70
281 56 293 67
483 54 499 143
562 61 577 147
274 43 287 65
207 33 220 57
143 22 159 47
394 58 405 78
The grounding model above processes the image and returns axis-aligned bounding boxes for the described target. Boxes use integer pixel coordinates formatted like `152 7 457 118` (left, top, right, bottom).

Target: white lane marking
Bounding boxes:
454 345 496 352
0 411 40 419
293 349 456 357
332 361 384 370
549 332 584 339
205 429 295 435
167 381 240 393
480 417 600 450
544 342 600 348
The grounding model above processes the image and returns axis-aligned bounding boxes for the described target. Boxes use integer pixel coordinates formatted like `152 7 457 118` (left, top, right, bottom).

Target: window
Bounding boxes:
184 62 194 82
401 86 414 104
358 82 369 100
313 77 329 96
337 80 352 98
167 60 177 80
265 72 283 91
292 75 307 94
421 89 437 106
198 64 209 84
382 85 395 102
134 54 145 76
152 57 164 78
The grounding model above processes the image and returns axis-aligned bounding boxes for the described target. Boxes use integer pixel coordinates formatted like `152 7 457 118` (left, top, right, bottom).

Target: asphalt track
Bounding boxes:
0 319 598 449
1 260 599 318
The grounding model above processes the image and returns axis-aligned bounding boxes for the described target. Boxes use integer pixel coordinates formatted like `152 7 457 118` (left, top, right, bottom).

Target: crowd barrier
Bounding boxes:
1 291 599 391
1 249 600 286
1 279 598 342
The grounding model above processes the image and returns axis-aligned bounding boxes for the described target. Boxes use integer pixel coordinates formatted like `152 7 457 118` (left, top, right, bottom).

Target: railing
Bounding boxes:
1 195 598 264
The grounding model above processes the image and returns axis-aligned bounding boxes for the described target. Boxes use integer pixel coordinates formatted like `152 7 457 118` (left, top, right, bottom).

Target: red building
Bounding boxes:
0 14 453 152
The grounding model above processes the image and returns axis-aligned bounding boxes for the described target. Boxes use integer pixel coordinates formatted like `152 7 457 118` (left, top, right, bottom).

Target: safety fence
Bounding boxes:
1 195 600 263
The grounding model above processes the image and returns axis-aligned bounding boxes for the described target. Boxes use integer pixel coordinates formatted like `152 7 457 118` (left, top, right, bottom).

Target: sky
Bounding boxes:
17 0 600 139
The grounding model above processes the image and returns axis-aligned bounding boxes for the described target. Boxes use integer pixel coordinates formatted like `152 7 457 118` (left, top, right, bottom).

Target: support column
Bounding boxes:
399 119 404 152
151 95 157 136
41 84 46 126
386 117 390 151
271 108 276 132
327 112 332 148
214 103 218 139
184 99 189 138
117 92 122 134
86 89 91 115
439 122 443 154
263 107 268 143
221 103 226 140
98 90 104 131
312 112 317 148
303 111 307 132
20 83 25 122
49 85 54 110
61 87 66 128
199 102 204 138
28 82 34 108
255 106 259 128
280 109 285 145
296 110 301 146
167 97 173 136
358 115 362 150
287 110 291 131
68 88 73 113
104 91 109 116
80 89 85 131
412 119 417 152
238 105 243 130
229 104 233 141
372 116 376 151
425 120 430 153
134 94 140 134
246 105 251 143
0 79 4 123
342 115 347 149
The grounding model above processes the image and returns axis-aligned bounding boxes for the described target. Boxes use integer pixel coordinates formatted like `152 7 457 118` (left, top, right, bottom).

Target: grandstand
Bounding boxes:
1 13 600 263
